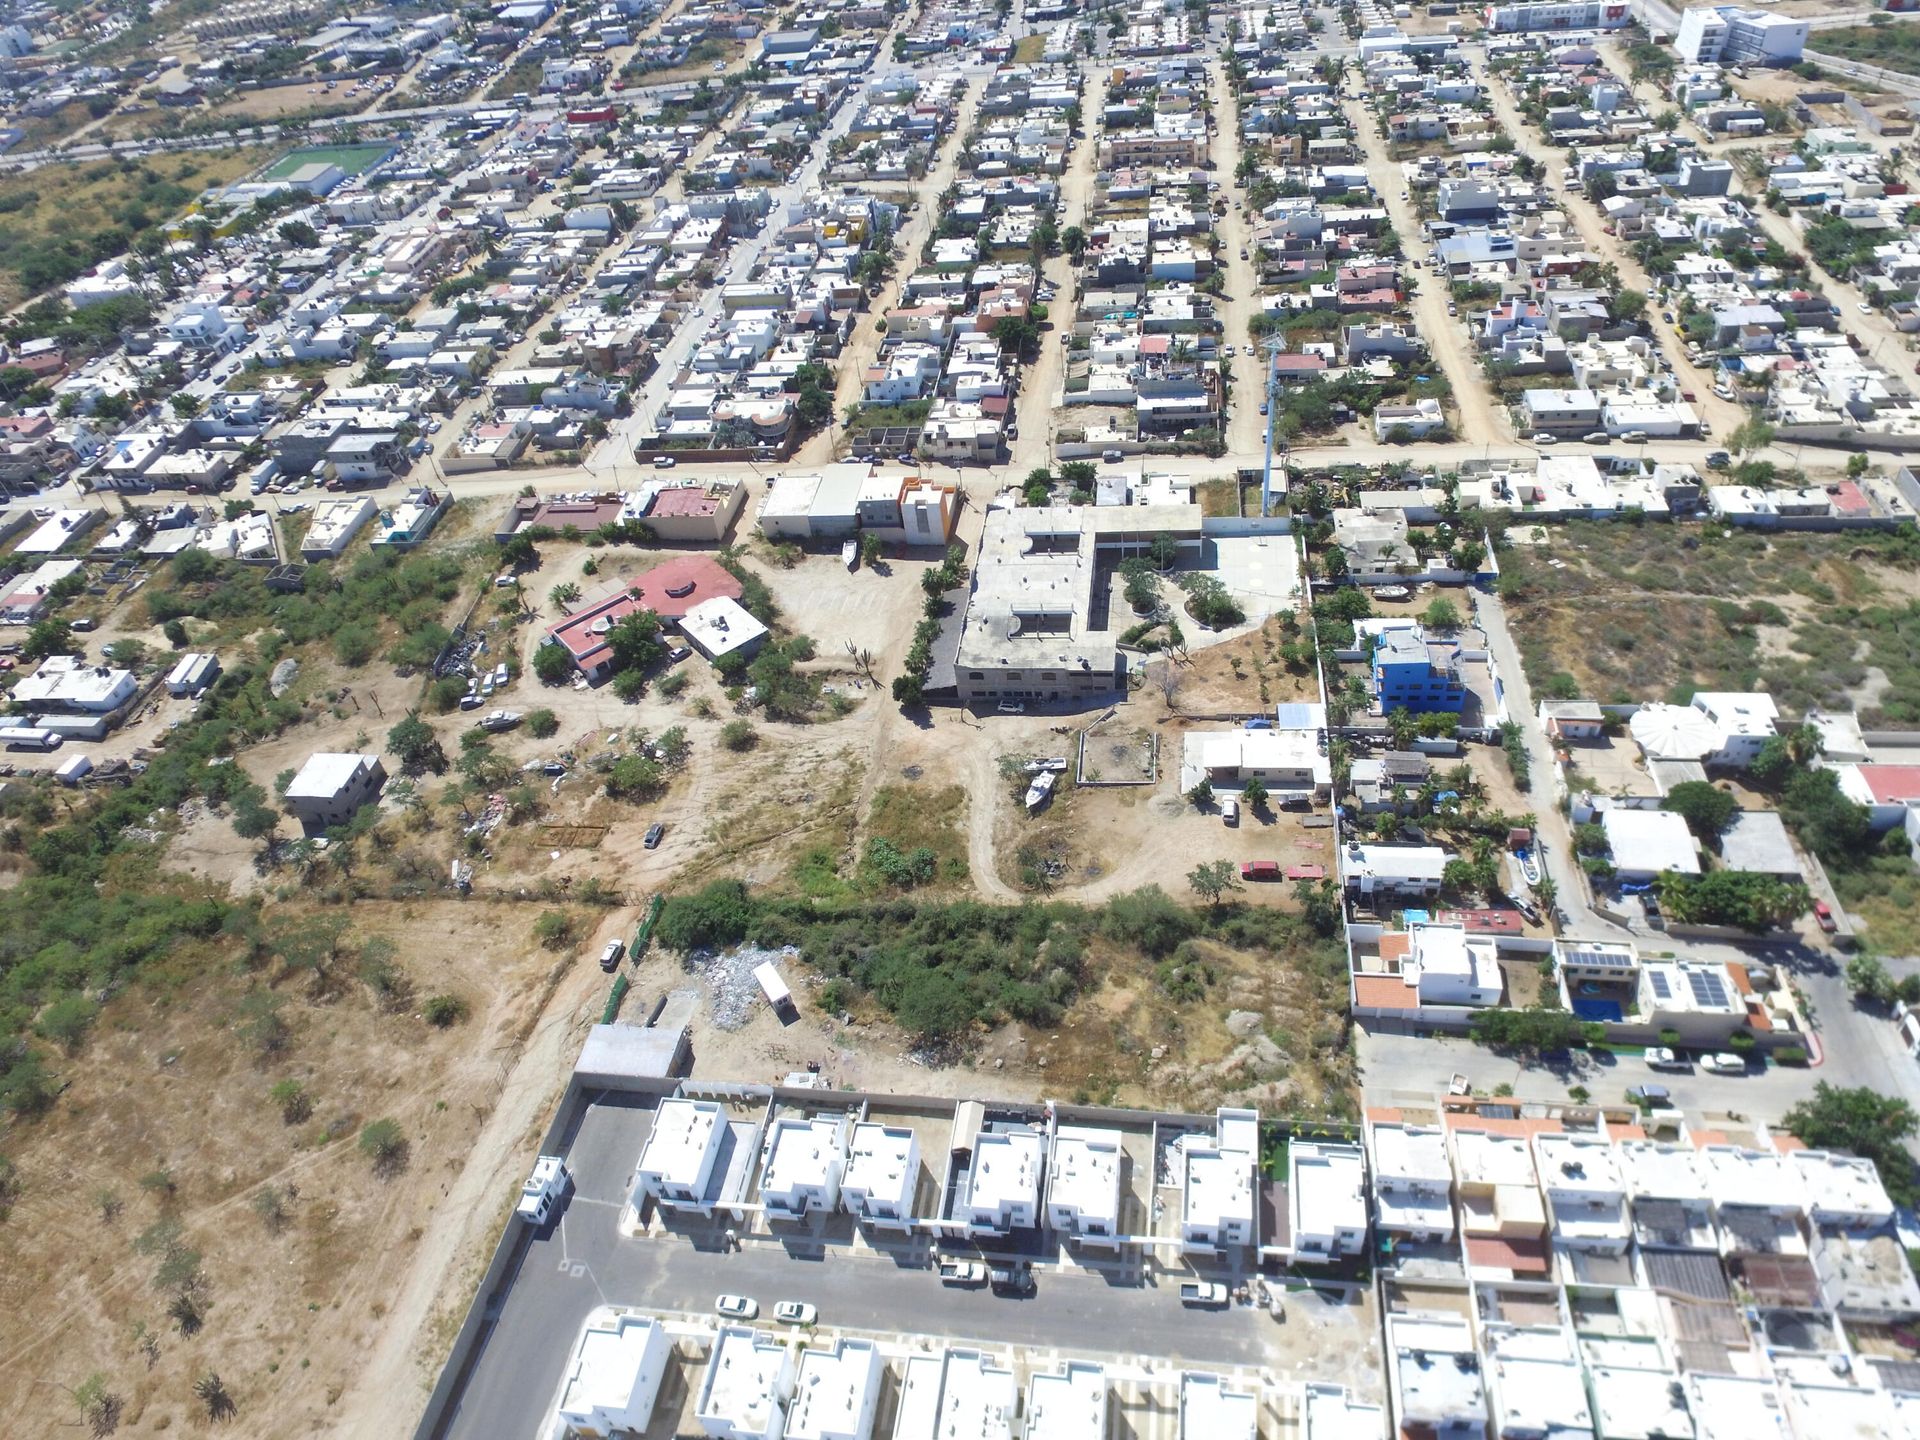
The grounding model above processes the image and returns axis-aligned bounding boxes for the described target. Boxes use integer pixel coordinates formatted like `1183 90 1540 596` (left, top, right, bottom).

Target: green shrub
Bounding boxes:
422 994 466 1028
1773 1045 1809 1066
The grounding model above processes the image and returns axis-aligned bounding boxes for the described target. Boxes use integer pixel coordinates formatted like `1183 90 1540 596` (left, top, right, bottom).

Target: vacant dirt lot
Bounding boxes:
1497 522 1920 725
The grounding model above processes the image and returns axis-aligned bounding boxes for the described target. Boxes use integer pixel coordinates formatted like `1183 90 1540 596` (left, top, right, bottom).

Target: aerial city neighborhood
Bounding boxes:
5 0 1920 1433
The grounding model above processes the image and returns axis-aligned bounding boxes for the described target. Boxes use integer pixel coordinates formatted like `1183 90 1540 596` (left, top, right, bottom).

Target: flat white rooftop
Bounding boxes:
1291 1141 1367 1240
892 1349 1015 1440
1791 1149 1894 1221
1617 1141 1709 1203
1184 1108 1257 1234
761 1115 844 1199
968 1128 1043 1220
1687 1373 1790 1440
843 1122 917 1212
1484 1327 1592 1439
698 1325 791 1438
1302 1382 1386 1440
637 1096 723 1188
557 1313 663 1428
1587 1362 1691 1440
1047 1125 1121 1229
786 1337 881 1440
1179 1372 1257 1440
1025 1362 1106 1440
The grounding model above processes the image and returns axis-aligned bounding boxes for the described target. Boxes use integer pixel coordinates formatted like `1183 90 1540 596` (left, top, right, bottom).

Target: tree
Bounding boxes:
1780 766 1874 865
1186 778 1214 808
1149 533 1180 570
606 608 664 672
1420 597 1461 630
534 644 572 684
894 969 974 1043
72 1372 123 1437
1653 870 1808 933
1783 1083 1919 1207
720 719 758 751
1847 953 1895 1007
169 391 203 419
1729 414 1776 460
1662 780 1738 844
1187 859 1242 909
1609 288 1647 326
1241 776 1269 811
387 713 446 774
1469 1007 1582 1058
22 616 72 661
358 1118 409 1177
860 533 882 567
605 754 663 798
549 581 581 610
612 668 647 702
278 219 320 248
269 1078 311 1124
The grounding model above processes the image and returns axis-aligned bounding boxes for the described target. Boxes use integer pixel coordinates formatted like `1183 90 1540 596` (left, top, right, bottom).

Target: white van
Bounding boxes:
1221 797 1240 826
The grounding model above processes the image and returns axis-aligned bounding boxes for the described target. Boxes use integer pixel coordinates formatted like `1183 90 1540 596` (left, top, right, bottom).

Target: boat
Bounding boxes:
1516 847 1543 886
1024 771 1057 811
480 709 522 732
1373 584 1413 602
841 539 859 570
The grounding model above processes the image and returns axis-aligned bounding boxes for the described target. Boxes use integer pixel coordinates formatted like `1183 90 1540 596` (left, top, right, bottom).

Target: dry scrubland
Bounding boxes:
0 522 1357 1435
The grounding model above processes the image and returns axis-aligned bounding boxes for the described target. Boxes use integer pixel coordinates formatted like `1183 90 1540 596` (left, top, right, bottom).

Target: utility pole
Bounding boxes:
1260 335 1286 516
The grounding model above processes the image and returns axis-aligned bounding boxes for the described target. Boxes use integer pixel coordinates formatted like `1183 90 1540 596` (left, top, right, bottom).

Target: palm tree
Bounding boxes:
194 1372 235 1422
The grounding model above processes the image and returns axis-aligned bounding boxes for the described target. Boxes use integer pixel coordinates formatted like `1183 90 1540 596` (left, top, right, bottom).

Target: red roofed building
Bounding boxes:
545 556 743 679
1836 763 1920 830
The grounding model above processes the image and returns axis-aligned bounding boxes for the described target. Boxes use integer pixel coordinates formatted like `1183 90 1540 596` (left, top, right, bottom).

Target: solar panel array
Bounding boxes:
1648 971 1672 1001
1688 970 1731 1009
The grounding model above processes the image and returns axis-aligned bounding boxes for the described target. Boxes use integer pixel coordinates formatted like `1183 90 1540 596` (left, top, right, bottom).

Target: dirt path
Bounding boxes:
961 735 1023 901
334 959 602 1437
1207 60 1266 457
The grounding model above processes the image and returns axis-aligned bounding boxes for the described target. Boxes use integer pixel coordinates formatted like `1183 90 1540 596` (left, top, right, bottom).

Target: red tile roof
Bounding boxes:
547 556 741 669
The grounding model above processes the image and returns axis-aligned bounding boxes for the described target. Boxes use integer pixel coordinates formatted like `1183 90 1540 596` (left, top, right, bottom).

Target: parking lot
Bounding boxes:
434 1094 1383 1440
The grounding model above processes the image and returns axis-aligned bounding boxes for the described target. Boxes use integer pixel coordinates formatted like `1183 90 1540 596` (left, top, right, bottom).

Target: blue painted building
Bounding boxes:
1372 628 1466 714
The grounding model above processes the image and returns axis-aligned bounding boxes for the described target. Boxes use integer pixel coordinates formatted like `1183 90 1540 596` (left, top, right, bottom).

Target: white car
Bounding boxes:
1699 1052 1747 1076
1643 1047 1688 1071
715 1294 759 1319
774 1301 816 1325
652 455 677 468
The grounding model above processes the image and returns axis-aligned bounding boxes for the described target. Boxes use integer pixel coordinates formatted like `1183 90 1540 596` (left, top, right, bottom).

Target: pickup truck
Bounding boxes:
1179 1280 1229 1306
938 1260 987 1285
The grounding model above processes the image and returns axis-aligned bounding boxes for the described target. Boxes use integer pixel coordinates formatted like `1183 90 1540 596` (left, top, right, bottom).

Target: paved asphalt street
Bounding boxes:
436 1095 1336 1440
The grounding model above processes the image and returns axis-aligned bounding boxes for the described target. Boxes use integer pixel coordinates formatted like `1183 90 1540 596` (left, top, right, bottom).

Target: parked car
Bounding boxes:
1628 1085 1673 1107
988 1262 1035 1296
1699 1053 1748 1076
773 1301 816 1325
599 939 624 973
939 1259 988 1285
715 1295 759 1319
1530 433 1558 445
644 822 665 849
1220 797 1240 826
1240 860 1282 880
667 645 692 663
1643 1047 1688 1071
1102 448 1124 462
996 700 1025 714
651 455 677 468
1179 1280 1229 1306
1813 900 1837 933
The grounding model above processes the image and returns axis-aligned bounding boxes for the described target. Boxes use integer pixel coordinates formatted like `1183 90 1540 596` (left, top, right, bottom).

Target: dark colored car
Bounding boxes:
645 822 665 849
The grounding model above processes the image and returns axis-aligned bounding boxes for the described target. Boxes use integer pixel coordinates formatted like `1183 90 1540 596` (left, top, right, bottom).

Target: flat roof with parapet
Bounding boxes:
1792 1149 1894 1221
892 1350 1015 1440
698 1326 791 1437
967 1127 1044 1218
1291 1141 1367 1238
635 1096 722 1188
1483 1327 1591 1438
786 1337 881 1440
1047 1124 1121 1228
1687 1373 1791 1440
1178 1373 1256 1440
842 1122 916 1211
1025 1362 1106 1440
557 1313 662 1426
1184 1108 1257 1234
1586 1360 1692 1440
761 1115 844 1199
285 751 379 801
647 484 726 517
1389 1313 1485 1426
